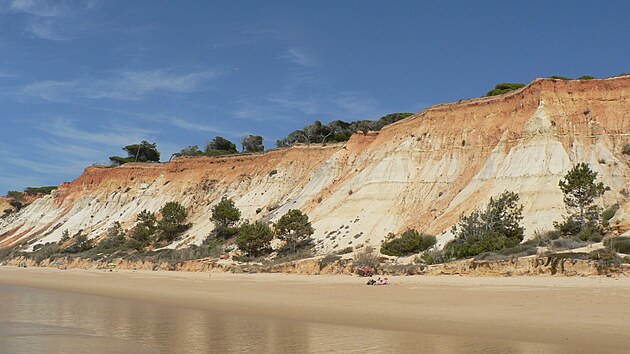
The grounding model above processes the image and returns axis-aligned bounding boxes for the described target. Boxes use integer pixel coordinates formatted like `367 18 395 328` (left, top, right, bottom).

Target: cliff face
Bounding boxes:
2 76 630 253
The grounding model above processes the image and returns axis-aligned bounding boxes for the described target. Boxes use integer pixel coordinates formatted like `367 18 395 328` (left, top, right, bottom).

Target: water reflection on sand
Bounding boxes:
0 285 570 353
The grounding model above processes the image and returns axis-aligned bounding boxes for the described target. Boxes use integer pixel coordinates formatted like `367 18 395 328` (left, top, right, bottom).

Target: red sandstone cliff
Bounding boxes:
1 76 629 253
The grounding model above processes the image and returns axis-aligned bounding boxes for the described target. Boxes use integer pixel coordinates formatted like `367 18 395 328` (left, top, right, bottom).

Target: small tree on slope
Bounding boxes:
556 163 609 235
275 209 314 254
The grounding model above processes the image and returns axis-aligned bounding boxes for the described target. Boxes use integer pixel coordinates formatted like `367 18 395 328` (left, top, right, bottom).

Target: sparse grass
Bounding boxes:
417 248 445 265
353 245 380 269
550 238 587 251
604 237 630 254
319 254 341 270
474 244 537 261
335 247 353 255
524 230 562 247
590 248 624 274
380 229 436 257
381 263 424 275
147 244 223 264
271 248 314 264
30 242 63 264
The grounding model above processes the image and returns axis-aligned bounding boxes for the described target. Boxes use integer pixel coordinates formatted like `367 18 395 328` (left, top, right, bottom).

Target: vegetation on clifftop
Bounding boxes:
486 83 526 96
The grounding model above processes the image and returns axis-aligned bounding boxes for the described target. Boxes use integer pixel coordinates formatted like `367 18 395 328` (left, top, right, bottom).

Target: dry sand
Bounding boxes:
2 267 630 351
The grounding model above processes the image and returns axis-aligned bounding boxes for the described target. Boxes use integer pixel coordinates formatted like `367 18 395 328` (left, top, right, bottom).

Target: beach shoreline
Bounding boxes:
2 266 630 351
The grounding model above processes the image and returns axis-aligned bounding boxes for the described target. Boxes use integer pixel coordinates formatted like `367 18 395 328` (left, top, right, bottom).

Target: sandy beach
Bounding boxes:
2 267 630 352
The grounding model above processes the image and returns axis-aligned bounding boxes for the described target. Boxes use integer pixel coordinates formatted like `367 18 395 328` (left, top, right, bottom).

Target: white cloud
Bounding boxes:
27 19 74 40
39 117 155 147
171 118 237 135
6 0 98 41
9 0 73 17
22 69 221 102
280 48 317 67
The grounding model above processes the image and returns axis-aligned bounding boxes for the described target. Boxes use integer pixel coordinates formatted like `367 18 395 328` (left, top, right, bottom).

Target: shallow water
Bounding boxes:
0 284 575 353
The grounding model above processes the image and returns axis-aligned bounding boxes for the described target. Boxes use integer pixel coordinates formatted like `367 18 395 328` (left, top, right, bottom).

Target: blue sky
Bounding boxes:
1 1 629 194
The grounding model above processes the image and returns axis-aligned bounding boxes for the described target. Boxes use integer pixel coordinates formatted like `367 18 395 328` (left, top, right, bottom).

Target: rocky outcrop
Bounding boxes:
1 76 630 254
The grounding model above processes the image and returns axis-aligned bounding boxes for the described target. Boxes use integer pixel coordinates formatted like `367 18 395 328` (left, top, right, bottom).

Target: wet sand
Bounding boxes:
1 267 630 352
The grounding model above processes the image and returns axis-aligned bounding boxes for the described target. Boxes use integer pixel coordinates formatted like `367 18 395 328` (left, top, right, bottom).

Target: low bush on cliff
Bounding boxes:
418 248 445 265
109 141 160 166
156 202 191 242
604 237 630 254
211 197 241 239
275 209 314 254
380 229 436 257
486 83 526 97
236 220 274 257
445 191 524 259
474 244 537 261
147 244 223 264
550 238 587 251
31 242 62 263
24 186 58 195
353 245 380 269
64 233 94 253
275 113 413 148
601 204 619 228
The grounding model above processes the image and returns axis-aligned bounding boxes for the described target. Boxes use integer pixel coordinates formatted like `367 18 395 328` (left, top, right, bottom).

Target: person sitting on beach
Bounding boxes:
382 278 389 285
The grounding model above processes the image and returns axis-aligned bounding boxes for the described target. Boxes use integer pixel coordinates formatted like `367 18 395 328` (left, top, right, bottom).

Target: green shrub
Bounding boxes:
602 204 619 227
236 221 274 257
157 202 191 242
549 75 571 80
418 248 444 265
524 230 561 247
446 191 524 259
275 209 314 254
590 248 622 274
486 83 526 97
550 238 587 251
604 237 630 254
576 225 602 242
577 75 596 80
319 254 342 270
474 244 537 260
335 246 353 255
380 229 436 257
31 242 62 264
64 233 93 253
93 222 126 253
498 244 537 257
24 186 57 195
211 197 241 239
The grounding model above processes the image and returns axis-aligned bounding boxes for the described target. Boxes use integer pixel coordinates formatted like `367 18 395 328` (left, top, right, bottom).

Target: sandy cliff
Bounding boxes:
1 76 629 253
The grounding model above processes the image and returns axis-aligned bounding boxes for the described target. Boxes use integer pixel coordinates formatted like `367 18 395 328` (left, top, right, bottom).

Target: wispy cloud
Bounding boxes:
5 0 98 40
26 18 74 40
280 48 317 67
171 118 238 135
22 69 221 102
38 117 155 147
8 0 90 17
